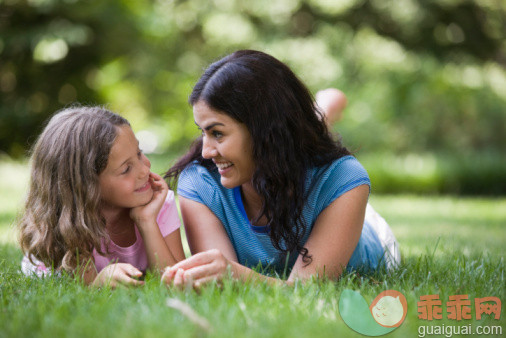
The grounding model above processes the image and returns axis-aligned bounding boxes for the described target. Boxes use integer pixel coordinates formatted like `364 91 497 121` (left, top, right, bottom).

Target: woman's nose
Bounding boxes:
201 137 217 159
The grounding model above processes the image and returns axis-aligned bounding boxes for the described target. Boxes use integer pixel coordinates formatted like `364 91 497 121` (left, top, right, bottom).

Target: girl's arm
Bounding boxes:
162 185 368 287
164 228 186 262
131 173 183 271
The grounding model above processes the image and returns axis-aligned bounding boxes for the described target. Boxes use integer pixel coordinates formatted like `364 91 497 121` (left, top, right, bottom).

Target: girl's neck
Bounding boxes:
241 182 267 226
101 205 133 233
100 205 137 247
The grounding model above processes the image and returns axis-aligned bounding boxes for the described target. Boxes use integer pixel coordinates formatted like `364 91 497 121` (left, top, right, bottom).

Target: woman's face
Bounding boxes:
193 100 255 189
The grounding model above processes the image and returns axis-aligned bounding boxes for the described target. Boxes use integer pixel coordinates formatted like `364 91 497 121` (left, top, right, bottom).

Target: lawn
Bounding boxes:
0 157 504 337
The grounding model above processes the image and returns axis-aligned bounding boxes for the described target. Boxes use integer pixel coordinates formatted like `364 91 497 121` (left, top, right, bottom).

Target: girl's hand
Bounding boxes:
161 249 230 289
130 173 168 226
92 263 144 288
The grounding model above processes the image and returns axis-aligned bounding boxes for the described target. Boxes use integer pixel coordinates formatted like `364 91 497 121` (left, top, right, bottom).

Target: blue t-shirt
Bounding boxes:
178 155 385 275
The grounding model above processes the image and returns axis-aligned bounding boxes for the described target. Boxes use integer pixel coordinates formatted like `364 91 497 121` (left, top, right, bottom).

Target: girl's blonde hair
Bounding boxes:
18 106 129 272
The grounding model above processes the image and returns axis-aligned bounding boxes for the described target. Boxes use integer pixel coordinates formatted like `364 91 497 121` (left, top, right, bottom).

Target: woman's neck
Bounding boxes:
241 182 268 226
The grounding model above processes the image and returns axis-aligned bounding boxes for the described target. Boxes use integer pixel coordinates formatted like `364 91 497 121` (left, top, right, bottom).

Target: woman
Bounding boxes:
163 50 399 287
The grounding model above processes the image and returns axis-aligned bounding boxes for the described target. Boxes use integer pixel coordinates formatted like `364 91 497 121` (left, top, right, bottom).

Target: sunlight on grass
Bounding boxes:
369 195 506 258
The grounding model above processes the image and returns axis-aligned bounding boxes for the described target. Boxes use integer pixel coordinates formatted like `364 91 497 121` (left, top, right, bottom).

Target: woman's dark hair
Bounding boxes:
166 50 351 264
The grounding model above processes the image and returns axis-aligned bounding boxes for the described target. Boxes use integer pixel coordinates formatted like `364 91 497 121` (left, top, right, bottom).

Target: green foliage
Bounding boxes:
1 0 505 160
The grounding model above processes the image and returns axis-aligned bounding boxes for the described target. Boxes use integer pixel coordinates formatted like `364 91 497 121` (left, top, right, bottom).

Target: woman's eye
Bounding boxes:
137 149 143 158
212 131 223 138
122 166 131 174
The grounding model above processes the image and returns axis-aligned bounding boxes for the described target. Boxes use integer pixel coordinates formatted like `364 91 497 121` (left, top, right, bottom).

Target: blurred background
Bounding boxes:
1 0 505 195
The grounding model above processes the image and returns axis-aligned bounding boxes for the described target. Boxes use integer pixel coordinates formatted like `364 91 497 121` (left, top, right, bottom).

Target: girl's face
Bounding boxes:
99 125 153 210
194 100 255 189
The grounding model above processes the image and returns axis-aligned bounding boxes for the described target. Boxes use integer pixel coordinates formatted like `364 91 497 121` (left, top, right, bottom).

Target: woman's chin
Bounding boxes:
220 178 238 189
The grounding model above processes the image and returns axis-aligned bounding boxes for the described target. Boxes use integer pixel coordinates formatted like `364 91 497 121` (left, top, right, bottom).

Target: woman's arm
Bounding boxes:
163 185 368 287
288 184 369 281
180 196 238 262
162 196 283 287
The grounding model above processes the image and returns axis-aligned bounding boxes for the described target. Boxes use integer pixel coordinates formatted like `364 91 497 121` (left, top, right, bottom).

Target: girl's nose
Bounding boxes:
141 153 151 169
201 137 218 159
140 154 151 176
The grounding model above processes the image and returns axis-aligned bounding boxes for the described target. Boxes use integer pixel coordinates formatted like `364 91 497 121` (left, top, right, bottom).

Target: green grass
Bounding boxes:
1 157 505 337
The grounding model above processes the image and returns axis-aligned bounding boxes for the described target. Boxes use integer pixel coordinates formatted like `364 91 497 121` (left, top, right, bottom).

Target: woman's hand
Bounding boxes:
130 172 168 226
92 263 144 288
161 249 230 289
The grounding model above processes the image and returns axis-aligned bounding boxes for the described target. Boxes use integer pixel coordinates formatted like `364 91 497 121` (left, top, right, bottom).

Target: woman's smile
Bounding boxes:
215 161 234 174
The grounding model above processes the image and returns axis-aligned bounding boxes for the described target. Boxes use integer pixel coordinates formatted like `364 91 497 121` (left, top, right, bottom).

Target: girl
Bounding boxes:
18 106 185 287
162 50 400 288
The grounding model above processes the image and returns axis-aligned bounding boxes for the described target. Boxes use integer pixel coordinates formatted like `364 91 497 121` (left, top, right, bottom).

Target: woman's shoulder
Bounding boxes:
316 155 368 178
307 155 370 200
177 161 221 198
180 161 219 182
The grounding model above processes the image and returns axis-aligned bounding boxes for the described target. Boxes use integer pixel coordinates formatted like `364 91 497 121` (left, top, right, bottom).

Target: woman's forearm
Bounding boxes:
228 260 284 286
161 249 288 287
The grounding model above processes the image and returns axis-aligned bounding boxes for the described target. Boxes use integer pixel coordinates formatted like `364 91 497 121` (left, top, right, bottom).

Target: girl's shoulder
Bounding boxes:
161 189 176 207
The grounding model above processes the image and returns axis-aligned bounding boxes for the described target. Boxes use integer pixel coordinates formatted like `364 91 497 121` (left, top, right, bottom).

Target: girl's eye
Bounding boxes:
122 166 131 174
212 131 223 139
137 149 143 158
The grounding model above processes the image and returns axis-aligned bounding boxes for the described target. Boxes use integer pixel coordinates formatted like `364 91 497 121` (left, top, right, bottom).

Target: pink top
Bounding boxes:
92 190 180 273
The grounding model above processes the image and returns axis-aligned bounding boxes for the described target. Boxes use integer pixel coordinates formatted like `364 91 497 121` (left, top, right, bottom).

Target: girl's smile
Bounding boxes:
135 180 151 192
193 100 255 189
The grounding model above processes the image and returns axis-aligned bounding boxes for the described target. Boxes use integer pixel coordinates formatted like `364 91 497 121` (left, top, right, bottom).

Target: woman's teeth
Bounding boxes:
216 162 233 170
